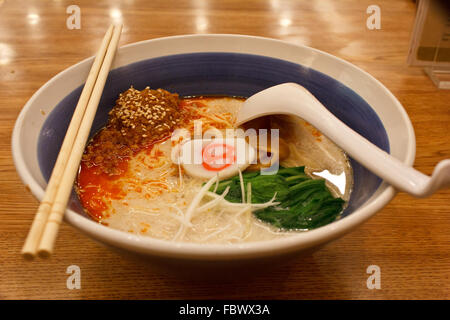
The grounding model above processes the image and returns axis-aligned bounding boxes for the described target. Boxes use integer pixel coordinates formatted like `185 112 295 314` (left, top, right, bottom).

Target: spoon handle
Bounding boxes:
306 108 449 197
240 83 450 197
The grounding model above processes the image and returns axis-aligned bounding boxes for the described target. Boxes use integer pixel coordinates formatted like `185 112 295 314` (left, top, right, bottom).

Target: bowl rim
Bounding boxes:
12 34 416 260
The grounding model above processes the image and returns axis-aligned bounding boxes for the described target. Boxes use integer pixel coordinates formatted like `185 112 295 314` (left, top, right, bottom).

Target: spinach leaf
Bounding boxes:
209 166 345 231
213 173 289 203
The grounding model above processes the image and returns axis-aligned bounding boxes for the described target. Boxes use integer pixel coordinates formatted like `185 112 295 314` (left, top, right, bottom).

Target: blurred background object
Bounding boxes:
408 0 450 88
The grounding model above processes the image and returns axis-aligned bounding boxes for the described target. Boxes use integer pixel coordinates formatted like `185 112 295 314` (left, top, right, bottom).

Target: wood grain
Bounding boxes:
0 0 449 300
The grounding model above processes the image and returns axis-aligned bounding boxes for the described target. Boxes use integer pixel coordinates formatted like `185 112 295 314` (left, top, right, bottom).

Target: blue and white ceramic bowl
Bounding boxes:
12 35 415 263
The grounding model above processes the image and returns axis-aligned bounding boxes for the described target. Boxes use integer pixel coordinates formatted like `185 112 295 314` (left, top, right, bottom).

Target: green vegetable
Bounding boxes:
210 166 345 230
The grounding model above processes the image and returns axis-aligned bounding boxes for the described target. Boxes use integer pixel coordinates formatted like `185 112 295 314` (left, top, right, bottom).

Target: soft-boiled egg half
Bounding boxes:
177 138 257 179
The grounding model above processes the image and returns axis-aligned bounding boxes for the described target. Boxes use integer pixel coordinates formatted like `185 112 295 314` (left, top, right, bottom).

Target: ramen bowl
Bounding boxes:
12 34 415 265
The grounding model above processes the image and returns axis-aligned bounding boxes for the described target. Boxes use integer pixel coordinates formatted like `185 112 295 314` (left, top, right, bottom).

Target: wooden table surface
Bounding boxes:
0 0 449 300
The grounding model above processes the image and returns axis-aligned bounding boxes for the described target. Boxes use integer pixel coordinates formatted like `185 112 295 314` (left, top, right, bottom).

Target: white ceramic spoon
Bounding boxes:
235 83 450 197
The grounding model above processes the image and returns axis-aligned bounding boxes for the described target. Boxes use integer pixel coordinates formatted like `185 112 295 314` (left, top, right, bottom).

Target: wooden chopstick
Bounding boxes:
37 24 123 258
21 24 114 260
21 24 122 259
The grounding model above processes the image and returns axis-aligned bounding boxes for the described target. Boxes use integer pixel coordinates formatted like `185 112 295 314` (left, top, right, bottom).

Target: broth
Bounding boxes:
76 90 353 244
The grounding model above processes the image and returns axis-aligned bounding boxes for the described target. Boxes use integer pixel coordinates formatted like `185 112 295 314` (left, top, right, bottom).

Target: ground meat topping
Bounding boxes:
110 86 182 139
82 86 186 175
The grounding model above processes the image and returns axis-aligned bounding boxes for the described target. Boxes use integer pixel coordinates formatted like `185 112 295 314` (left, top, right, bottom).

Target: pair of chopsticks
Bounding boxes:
22 24 123 260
